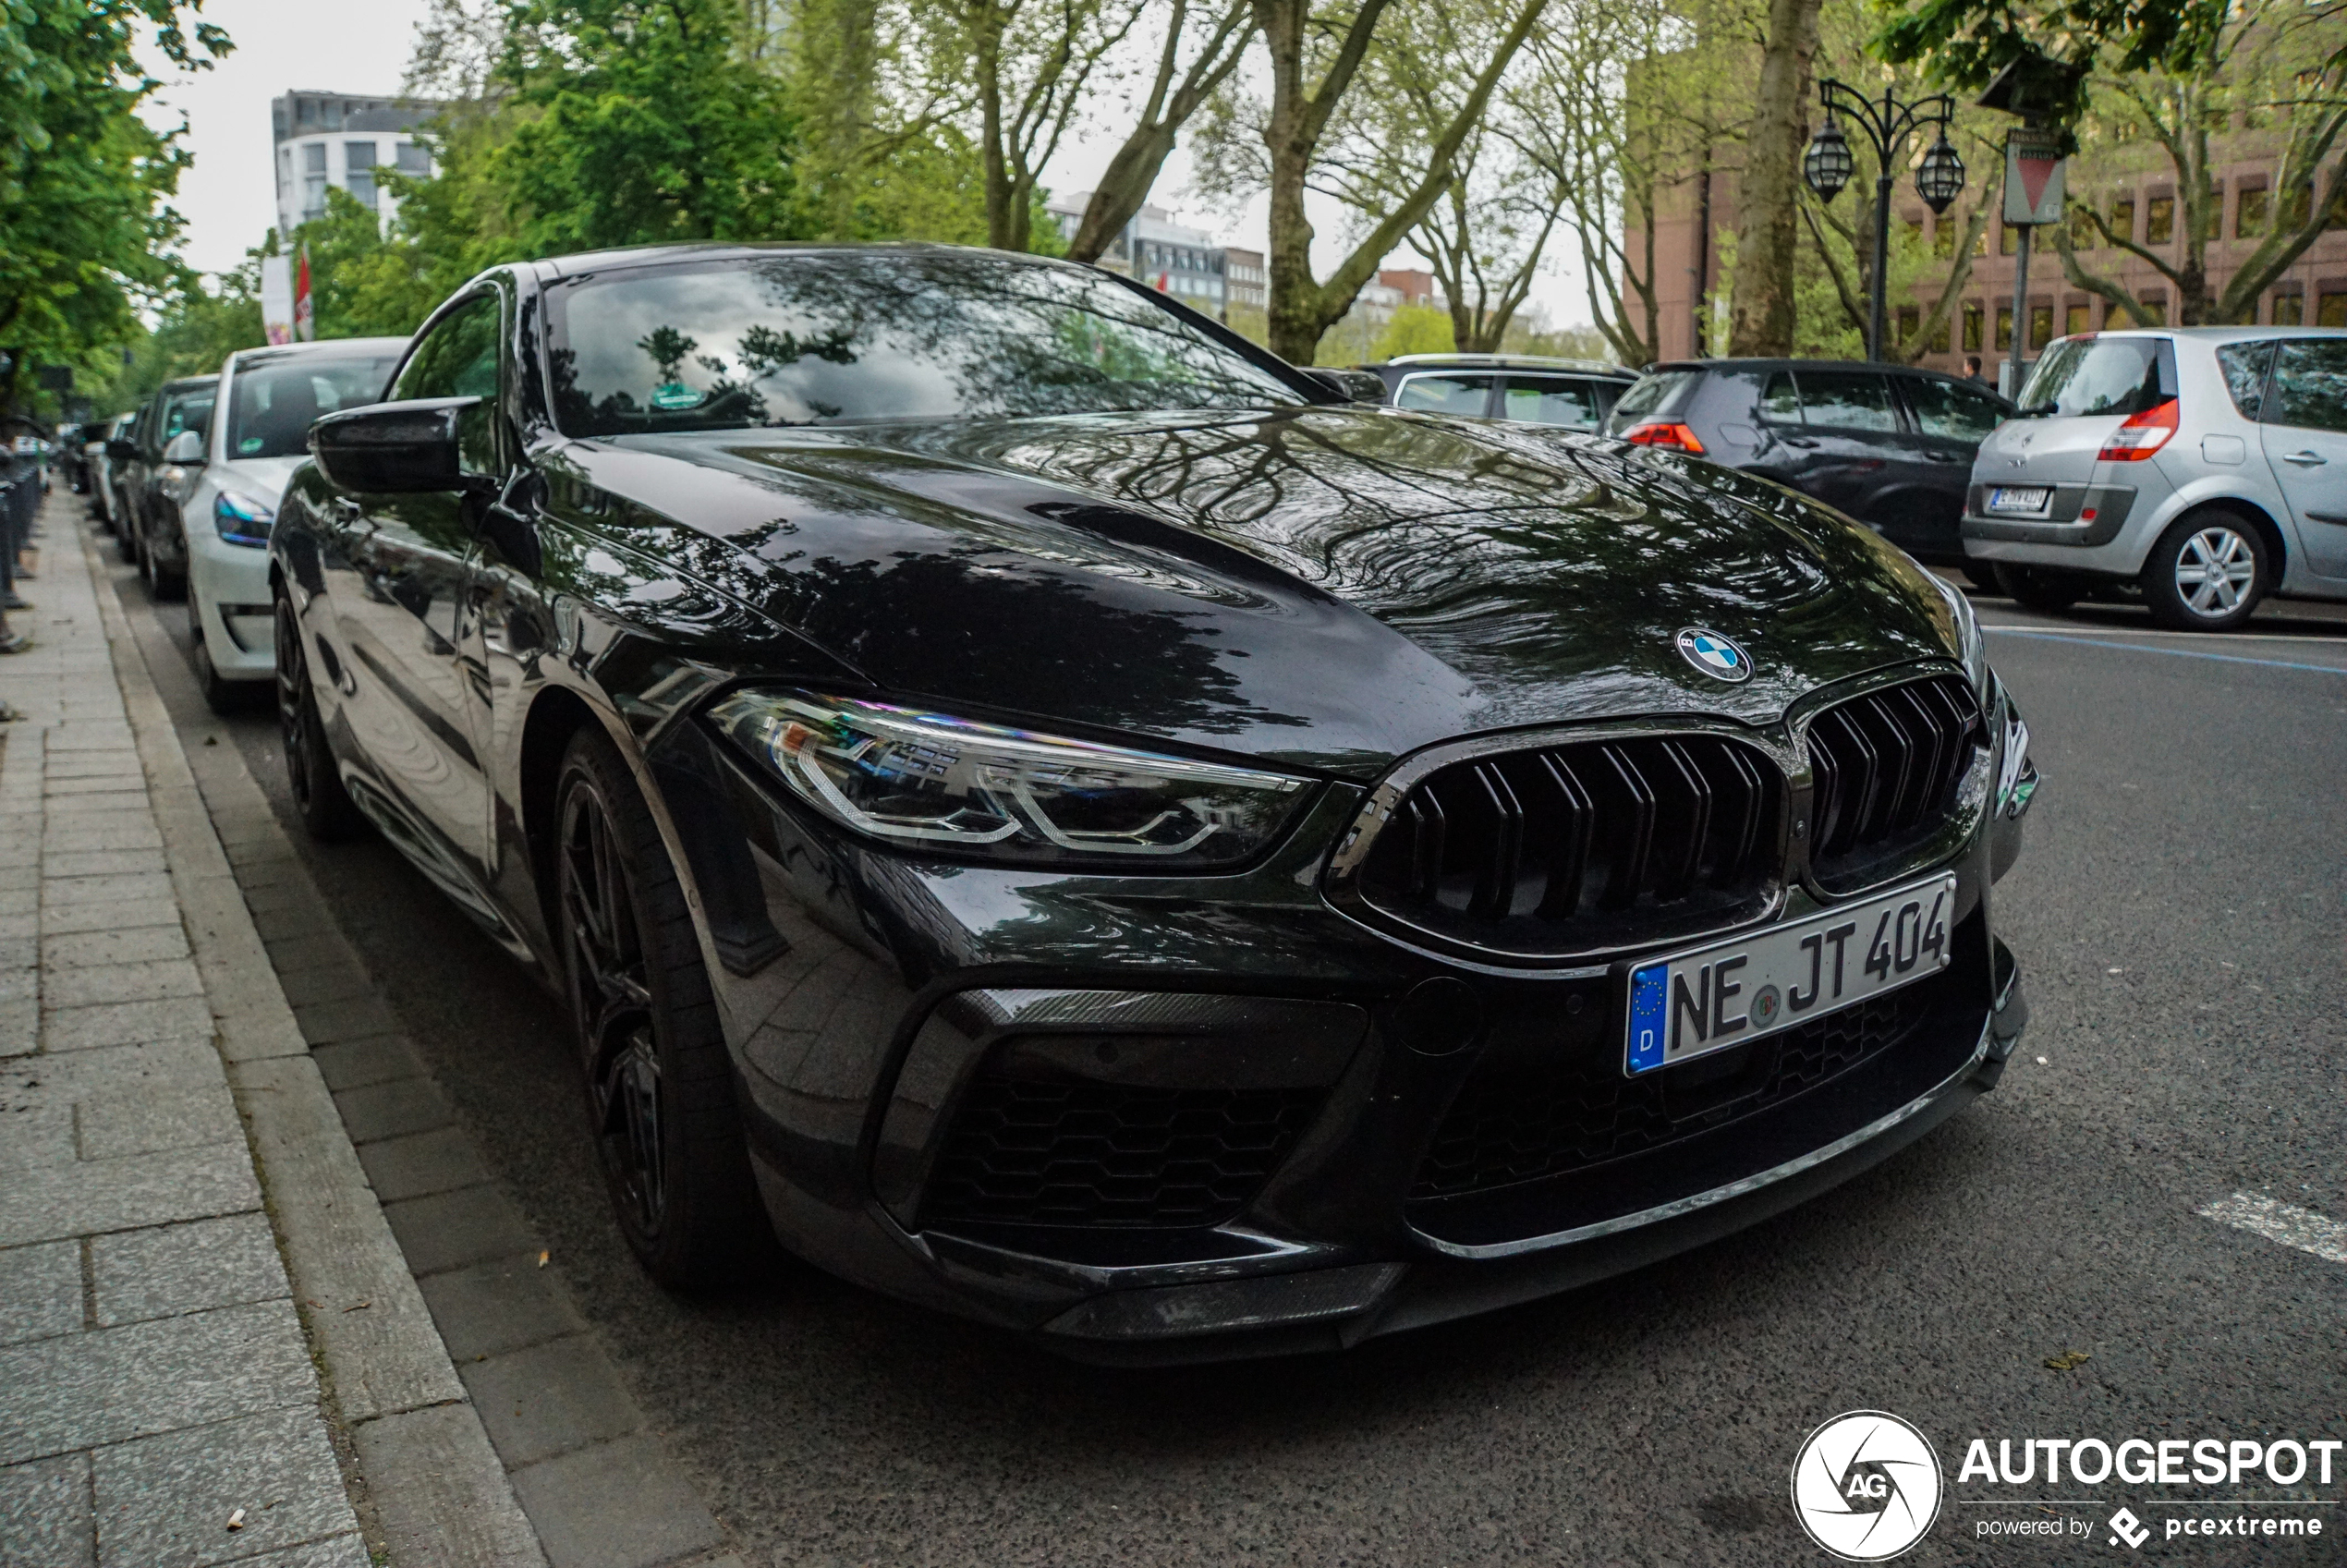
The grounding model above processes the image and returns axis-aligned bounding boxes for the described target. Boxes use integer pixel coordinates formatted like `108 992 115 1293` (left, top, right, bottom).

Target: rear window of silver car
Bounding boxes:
2017 337 2166 418
1609 369 1701 427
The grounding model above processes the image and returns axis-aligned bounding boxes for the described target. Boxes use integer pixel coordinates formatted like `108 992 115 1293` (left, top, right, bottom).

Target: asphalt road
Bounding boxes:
117 543 2347 1567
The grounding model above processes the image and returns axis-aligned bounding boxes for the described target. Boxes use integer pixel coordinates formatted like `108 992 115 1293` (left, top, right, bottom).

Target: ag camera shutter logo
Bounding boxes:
1791 1411 1944 1561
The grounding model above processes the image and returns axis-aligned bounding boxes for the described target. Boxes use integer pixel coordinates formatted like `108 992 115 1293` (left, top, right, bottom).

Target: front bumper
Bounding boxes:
647 691 2036 1362
188 528 278 680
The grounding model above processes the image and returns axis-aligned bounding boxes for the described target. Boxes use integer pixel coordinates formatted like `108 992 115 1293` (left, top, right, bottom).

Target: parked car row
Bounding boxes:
87 338 410 708
1353 330 2346 629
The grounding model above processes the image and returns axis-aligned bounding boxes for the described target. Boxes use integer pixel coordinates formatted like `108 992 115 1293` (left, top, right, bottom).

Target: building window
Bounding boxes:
1972 223 1988 257
345 142 380 209
2069 205 2098 249
297 97 316 128
2146 195 2175 244
2237 186 2269 238
2138 294 2168 325
2030 304 2053 349
1930 313 1952 353
1963 304 1983 352
2280 182 2313 231
2274 292 2304 325
395 141 431 176
2110 195 2136 242
2321 292 2347 327
2065 302 2089 336
1995 304 2013 350
322 99 343 131
1897 306 1920 346
2000 223 2017 255
1932 215 1956 260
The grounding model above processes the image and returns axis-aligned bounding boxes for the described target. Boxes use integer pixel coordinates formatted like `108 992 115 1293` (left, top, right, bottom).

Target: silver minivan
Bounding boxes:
1961 326 2347 629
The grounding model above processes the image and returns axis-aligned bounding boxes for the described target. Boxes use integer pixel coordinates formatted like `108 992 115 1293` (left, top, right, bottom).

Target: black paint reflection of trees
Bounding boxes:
542 250 1298 438
783 548 1311 737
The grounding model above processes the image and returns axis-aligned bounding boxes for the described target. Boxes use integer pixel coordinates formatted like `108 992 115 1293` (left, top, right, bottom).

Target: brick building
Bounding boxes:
1630 115 2347 369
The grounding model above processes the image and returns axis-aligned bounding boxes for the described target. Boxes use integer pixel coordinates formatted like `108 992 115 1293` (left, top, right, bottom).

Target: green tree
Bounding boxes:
0 0 228 414
494 0 809 251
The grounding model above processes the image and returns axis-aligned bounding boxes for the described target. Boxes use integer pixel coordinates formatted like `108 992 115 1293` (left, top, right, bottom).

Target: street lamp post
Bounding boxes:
1803 82 1964 363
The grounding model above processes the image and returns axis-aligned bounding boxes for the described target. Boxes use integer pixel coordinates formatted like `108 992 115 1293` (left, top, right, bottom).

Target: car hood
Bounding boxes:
217 456 309 505
558 407 1965 778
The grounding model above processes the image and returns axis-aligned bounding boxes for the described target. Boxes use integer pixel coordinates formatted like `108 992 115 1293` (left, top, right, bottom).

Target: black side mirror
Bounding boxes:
310 396 488 494
105 438 138 464
1300 367 1389 405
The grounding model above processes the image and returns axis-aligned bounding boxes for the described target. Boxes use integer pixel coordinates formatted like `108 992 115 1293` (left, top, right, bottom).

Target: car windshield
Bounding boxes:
227 351 402 458
2016 337 2163 417
541 251 1303 435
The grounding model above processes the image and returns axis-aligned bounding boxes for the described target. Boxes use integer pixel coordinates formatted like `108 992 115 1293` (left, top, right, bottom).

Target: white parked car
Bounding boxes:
181 337 408 709
1961 326 2347 630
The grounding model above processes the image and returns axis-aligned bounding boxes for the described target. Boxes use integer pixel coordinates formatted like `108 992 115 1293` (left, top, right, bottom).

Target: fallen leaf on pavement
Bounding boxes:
537 1249 549 1268
226 1509 245 1531
2044 1350 2092 1371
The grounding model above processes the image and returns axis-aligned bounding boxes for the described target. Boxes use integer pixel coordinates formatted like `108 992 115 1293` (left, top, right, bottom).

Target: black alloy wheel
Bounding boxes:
141 523 185 601
274 593 365 840
553 727 765 1289
189 602 249 716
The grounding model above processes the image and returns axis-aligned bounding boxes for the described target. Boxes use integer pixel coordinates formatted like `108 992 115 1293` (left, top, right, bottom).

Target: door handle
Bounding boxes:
1782 437 1820 449
2281 451 2328 467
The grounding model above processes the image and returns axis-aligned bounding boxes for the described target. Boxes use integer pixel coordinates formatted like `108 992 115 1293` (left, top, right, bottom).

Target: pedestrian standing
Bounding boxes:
1964 355 1986 383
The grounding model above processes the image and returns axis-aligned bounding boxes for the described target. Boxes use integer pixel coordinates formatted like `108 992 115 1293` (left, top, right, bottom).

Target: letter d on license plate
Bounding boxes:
1624 873 1956 1075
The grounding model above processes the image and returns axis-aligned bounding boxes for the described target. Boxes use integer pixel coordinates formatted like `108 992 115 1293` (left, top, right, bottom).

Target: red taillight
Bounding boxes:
2098 396 2178 461
1624 421 1705 455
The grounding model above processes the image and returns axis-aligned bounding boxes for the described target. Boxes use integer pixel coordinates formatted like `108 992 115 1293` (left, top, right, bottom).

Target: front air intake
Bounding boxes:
1805 675 1985 892
1355 735 1784 959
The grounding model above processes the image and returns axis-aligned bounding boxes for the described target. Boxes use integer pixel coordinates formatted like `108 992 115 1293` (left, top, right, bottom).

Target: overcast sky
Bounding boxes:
143 0 1583 325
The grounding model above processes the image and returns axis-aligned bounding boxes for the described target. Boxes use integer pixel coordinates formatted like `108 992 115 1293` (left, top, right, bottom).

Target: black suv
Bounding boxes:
1363 354 1639 432
1605 360 2012 566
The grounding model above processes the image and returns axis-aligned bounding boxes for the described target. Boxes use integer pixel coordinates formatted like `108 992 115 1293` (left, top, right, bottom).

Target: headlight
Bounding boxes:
213 491 274 547
709 691 1310 869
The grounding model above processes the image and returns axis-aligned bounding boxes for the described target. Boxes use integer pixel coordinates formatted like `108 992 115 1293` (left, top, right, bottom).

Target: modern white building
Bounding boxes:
271 90 440 237
1045 193 1233 317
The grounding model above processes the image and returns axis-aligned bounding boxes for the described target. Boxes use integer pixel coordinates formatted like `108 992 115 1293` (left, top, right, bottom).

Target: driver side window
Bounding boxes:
393 291 503 475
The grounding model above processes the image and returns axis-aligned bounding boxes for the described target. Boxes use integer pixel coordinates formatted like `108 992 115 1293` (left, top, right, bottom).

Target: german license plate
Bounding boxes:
1624 873 1957 1075
1986 486 2051 516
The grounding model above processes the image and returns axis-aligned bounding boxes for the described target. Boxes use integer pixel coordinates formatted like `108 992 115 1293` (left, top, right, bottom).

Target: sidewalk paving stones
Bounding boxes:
105 502 742 1567
0 499 541 1566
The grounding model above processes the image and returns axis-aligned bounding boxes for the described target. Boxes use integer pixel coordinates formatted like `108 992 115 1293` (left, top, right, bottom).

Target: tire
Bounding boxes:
274 593 366 840
553 726 767 1290
2142 512 2266 632
140 526 185 601
189 602 252 716
1991 561 2085 613
1955 561 1996 592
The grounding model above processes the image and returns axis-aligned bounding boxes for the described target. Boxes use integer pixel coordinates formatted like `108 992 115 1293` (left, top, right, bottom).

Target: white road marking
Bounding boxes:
1976 620 2347 646
2196 1194 2347 1265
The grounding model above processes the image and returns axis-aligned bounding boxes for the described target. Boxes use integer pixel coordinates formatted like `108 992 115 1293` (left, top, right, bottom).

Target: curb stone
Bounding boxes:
99 529 738 1567
80 521 547 1568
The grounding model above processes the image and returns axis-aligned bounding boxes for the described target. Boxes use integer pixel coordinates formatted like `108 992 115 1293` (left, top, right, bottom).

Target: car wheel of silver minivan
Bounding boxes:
2144 513 2265 632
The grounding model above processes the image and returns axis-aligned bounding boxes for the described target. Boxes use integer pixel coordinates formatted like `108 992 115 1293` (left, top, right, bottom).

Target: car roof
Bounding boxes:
1379 354 1638 377
525 239 1063 283
159 376 215 395
229 336 409 369
1638 358 1977 378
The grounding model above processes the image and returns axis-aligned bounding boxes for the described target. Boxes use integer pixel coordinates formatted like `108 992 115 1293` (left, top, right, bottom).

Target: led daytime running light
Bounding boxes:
711 691 1308 868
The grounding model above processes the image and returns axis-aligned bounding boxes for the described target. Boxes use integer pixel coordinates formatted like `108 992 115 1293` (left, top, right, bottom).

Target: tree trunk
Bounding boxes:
1066 0 1249 264
1255 0 1342 363
1727 0 1822 356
